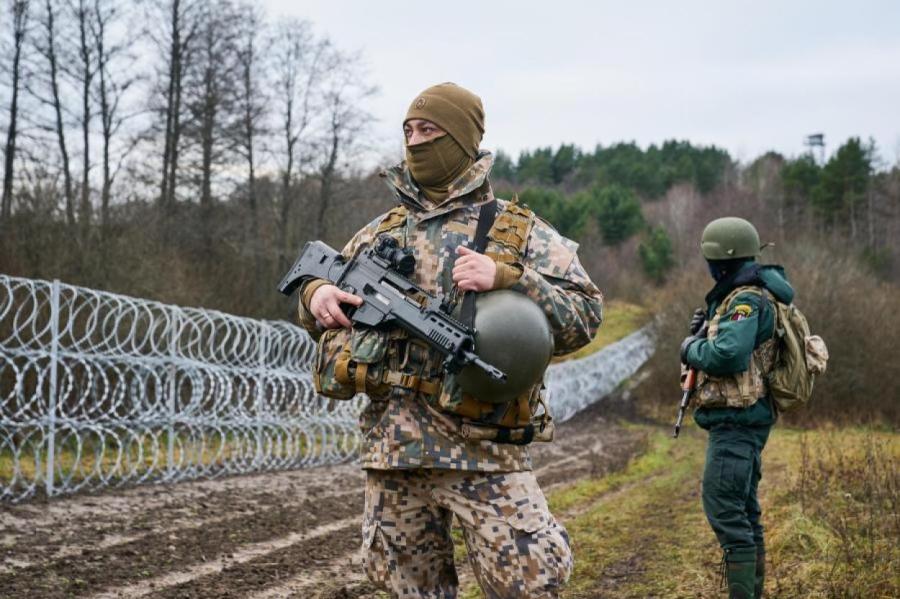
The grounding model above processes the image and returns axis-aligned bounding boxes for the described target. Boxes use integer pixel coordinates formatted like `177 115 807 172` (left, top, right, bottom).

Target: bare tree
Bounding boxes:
312 49 375 240
232 2 268 220
90 0 139 229
183 0 238 210
58 0 96 237
2 0 31 222
30 0 75 225
271 18 324 265
152 0 199 212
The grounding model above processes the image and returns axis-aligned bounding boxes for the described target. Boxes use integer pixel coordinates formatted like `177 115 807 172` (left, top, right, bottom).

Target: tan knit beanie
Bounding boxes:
404 82 485 159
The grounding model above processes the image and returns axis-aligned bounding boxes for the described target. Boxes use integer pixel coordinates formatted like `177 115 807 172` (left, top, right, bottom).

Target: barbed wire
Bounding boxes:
0 274 653 503
547 327 654 423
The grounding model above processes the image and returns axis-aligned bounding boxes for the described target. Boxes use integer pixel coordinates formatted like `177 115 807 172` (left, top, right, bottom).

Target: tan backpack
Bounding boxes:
767 300 829 412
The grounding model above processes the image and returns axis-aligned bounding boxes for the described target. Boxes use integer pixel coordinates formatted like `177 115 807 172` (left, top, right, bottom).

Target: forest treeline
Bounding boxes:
492 137 899 287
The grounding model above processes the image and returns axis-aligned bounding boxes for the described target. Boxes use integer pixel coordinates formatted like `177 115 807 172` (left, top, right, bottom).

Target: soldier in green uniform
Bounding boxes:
679 217 794 599
295 83 604 598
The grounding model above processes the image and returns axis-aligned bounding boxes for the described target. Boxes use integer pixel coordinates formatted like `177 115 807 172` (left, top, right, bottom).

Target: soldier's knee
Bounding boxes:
531 522 574 588
504 520 573 598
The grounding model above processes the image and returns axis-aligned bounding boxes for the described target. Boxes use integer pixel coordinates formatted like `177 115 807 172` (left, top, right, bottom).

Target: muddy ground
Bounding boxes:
0 395 648 599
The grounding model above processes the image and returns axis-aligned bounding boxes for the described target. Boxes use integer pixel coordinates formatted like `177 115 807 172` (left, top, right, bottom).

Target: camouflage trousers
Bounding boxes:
362 468 573 599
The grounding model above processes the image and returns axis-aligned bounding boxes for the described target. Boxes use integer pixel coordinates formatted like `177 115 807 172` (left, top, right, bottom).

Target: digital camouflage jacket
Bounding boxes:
298 152 604 472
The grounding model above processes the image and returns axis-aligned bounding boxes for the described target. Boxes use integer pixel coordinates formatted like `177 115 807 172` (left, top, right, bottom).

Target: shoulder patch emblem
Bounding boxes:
731 304 753 321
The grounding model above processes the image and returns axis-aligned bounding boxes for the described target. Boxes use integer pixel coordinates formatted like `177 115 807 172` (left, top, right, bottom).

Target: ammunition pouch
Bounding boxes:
314 326 388 399
314 326 440 400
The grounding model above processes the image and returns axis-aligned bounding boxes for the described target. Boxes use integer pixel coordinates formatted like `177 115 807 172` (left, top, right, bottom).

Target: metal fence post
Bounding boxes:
45 279 61 498
167 311 180 478
255 324 269 467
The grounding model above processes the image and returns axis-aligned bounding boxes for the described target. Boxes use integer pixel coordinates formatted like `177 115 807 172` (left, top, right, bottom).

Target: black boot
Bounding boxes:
754 547 765 598
723 548 756 599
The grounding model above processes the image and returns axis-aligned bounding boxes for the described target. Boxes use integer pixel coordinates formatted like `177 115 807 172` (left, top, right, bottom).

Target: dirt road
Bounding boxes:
0 395 647 599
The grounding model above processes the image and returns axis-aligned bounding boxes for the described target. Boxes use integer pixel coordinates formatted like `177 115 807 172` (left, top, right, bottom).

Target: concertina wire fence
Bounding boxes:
0 274 653 503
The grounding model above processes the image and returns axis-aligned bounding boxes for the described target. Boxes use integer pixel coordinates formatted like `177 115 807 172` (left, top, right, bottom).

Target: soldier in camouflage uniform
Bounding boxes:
680 217 794 599
296 82 603 598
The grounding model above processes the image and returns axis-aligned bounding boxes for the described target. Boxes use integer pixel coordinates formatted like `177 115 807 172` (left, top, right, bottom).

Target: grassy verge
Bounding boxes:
554 300 650 362
458 424 900 598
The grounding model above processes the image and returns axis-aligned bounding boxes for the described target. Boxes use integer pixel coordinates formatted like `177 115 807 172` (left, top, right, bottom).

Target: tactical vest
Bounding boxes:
694 285 778 409
314 199 552 441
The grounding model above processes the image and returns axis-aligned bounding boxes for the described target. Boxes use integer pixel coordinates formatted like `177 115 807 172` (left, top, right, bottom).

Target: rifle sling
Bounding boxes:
460 200 498 328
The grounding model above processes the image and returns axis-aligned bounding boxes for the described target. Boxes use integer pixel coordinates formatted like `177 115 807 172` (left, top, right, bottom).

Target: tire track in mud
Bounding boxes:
1 488 364 575
0 464 363 575
91 516 360 599
140 521 362 599
247 560 371 599
0 487 364 598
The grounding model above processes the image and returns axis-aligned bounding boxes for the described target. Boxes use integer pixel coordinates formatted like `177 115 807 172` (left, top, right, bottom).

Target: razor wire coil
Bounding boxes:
0 274 653 503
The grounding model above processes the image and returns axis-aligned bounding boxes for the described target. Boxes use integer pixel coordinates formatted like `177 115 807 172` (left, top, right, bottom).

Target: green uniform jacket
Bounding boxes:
685 262 795 430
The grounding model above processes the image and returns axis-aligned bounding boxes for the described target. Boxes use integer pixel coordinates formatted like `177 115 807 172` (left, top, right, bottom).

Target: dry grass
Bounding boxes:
554 300 650 362
458 424 899 598
767 429 900 597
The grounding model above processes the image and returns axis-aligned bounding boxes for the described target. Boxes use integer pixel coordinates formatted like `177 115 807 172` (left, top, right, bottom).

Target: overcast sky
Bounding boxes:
263 0 900 166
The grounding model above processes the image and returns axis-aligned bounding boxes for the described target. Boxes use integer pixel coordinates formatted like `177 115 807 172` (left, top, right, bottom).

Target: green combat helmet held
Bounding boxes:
456 290 554 404
700 217 762 260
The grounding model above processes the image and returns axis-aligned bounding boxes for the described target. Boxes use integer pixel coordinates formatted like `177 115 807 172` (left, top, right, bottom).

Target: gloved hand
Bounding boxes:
680 335 698 364
689 308 706 335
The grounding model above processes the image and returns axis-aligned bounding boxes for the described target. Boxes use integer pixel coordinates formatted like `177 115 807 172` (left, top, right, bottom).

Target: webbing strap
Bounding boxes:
717 285 765 317
334 352 352 385
460 200 497 328
355 363 369 394
494 425 535 445
382 371 440 396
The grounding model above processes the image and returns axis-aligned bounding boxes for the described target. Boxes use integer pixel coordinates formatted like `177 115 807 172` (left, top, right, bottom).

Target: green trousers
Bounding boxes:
702 423 771 554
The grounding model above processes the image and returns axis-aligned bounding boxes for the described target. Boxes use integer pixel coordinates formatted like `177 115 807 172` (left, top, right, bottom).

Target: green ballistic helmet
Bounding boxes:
700 217 761 260
456 290 554 404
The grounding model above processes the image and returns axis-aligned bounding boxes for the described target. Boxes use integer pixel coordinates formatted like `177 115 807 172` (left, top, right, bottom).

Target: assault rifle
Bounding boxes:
277 235 507 382
673 367 697 438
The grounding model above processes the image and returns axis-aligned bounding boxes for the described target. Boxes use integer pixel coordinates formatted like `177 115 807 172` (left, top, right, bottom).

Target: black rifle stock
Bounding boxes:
278 237 506 382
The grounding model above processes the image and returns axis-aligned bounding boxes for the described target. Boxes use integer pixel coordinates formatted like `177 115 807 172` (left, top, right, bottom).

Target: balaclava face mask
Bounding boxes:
405 135 472 200
707 258 753 282
404 82 485 203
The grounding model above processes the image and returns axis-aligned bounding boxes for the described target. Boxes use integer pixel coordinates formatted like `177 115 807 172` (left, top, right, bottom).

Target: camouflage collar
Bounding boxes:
380 152 495 221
